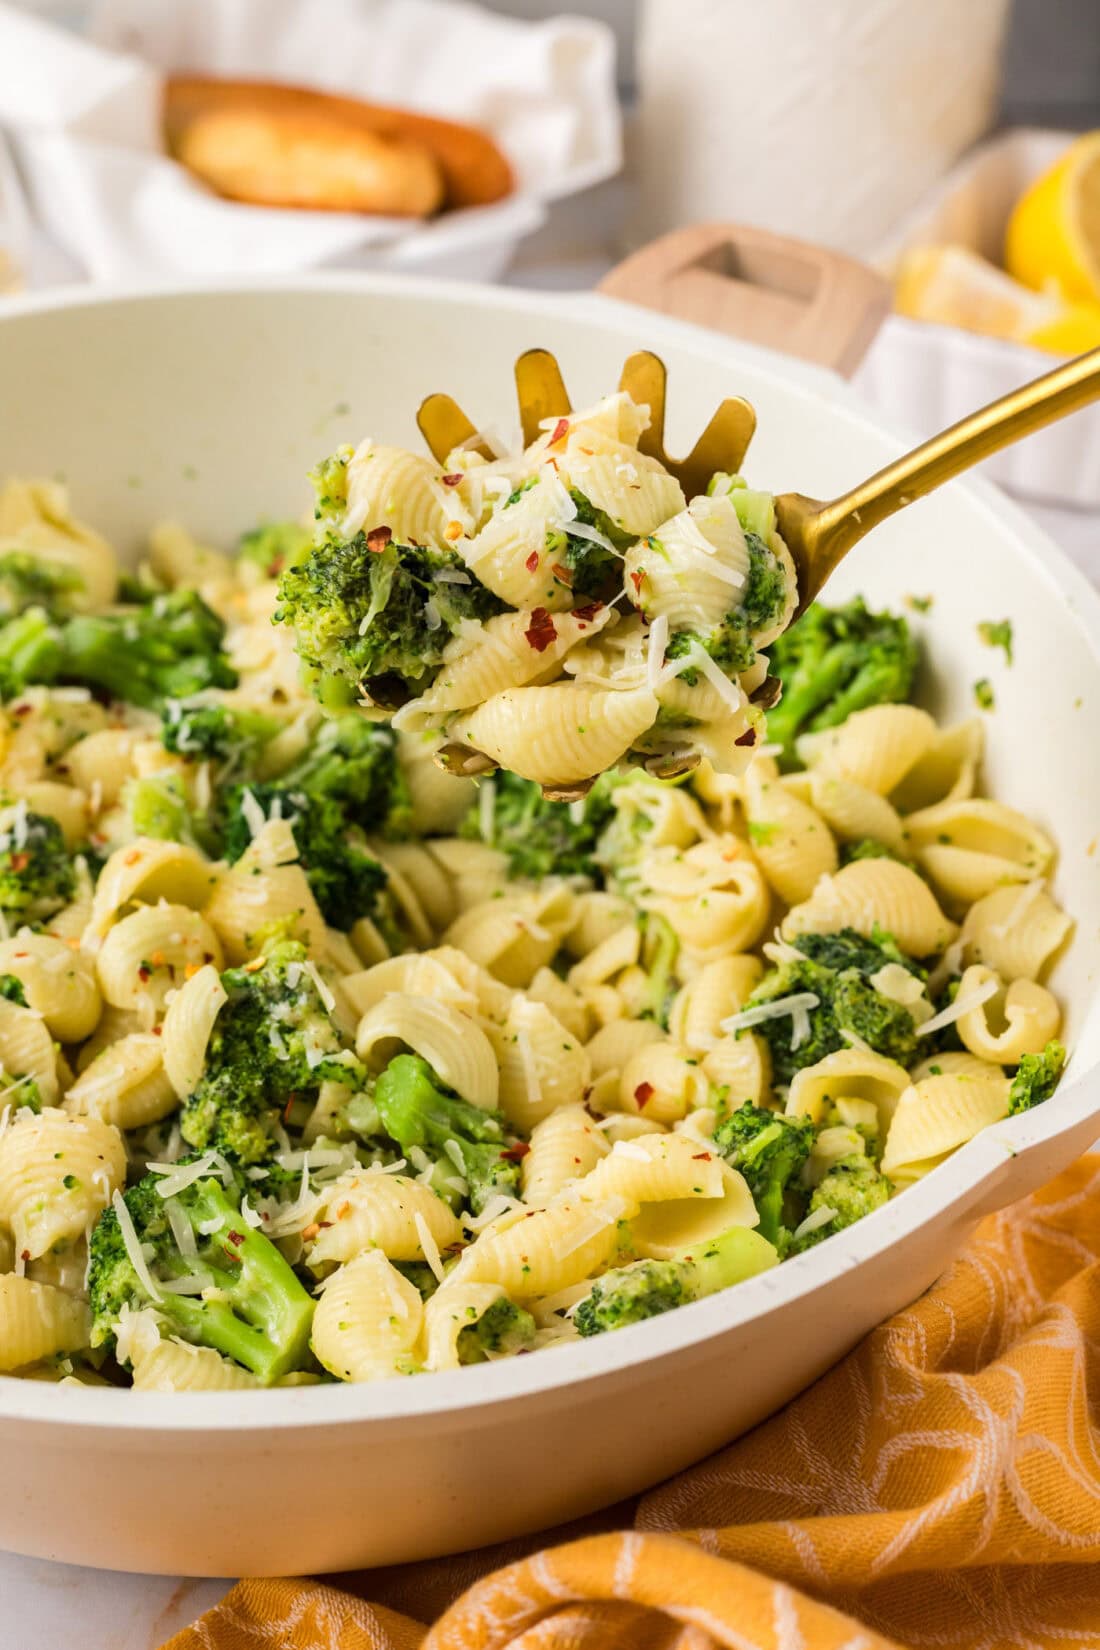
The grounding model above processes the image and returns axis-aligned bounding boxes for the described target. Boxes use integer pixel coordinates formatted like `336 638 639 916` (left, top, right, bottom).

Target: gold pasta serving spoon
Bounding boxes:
418 342 1100 623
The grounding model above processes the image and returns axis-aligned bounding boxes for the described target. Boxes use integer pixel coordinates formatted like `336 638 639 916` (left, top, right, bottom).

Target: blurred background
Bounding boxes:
3 0 1100 536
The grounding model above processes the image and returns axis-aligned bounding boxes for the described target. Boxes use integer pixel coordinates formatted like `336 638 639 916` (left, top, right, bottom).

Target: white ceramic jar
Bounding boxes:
631 0 1011 256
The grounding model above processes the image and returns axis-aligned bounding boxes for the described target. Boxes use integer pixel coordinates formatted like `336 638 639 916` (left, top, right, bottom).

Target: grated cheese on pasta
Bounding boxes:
915 975 1001 1037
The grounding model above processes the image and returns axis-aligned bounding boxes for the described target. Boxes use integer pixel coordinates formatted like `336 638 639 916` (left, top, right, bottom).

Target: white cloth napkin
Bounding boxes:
0 0 620 282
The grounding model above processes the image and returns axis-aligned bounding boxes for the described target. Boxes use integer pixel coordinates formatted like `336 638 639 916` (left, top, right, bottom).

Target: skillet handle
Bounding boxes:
598 223 891 378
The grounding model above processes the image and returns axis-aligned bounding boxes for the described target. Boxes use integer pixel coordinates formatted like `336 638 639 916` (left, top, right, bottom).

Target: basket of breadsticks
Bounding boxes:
0 0 620 284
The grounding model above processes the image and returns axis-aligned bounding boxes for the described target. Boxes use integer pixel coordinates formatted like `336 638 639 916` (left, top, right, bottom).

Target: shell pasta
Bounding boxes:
0 444 1072 1393
274 393 799 789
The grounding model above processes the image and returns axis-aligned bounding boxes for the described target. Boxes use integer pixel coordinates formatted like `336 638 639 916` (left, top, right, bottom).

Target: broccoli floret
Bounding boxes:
457 1296 537 1362
279 716 413 838
574 1224 779 1336
222 784 388 931
794 926 925 981
87 1172 314 1382
58 590 237 708
765 598 918 769
742 929 924 1084
545 489 634 601
236 520 313 581
161 700 281 768
373 1053 523 1214
0 811 75 920
713 1102 815 1247
663 531 787 679
0 974 26 1006
0 608 64 699
274 532 503 711
116 567 166 604
0 553 83 620
179 941 355 1164
461 768 624 882
1008 1040 1066 1115
123 772 207 852
636 911 679 1025
308 447 353 541
977 619 1013 666
0 1068 42 1112
790 1154 891 1252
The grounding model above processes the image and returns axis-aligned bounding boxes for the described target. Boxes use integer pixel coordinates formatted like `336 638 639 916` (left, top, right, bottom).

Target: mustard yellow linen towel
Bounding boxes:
165 1153 1100 1650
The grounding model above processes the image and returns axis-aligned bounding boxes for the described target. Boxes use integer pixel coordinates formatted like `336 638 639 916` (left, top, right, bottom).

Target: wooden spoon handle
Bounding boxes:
598 223 890 376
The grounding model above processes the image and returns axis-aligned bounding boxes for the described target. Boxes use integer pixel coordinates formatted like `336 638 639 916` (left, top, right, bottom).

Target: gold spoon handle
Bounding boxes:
792 344 1100 598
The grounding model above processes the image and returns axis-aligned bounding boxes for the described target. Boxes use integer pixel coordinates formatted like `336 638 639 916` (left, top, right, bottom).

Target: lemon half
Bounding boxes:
1006 132 1100 303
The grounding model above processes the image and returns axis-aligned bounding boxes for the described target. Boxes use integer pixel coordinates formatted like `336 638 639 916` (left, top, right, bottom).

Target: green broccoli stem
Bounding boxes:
575 1223 778 1335
160 1178 314 1382
373 1053 519 1214
765 643 863 760
639 913 679 1024
0 607 63 694
681 1224 780 1293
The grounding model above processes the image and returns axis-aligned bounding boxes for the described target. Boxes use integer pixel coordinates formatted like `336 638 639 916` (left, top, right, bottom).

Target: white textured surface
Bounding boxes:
0 1553 227 1648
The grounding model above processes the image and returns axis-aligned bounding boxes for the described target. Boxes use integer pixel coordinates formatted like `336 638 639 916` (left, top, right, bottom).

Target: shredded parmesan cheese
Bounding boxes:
722 993 821 1050
112 1189 163 1302
792 1205 838 1242
414 1212 446 1284
238 787 267 840
915 975 1000 1037
686 643 748 715
646 613 669 693
988 879 1044 938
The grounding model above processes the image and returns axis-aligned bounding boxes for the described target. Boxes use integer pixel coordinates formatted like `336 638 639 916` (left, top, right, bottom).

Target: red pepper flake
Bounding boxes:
282 1095 297 1124
366 525 393 553
634 1081 654 1108
137 965 151 982
8 853 28 873
550 562 573 586
571 601 604 624
734 728 757 747
227 1230 245 1247
301 1223 320 1242
152 1025 162 1036
549 417 570 445
524 607 557 653
124 849 142 866
692 1152 713 1161
501 1141 531 1163
10 703 29 718
629 569 644 595
525 549 540 573
20 1249 29 1264
441 473 463 486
